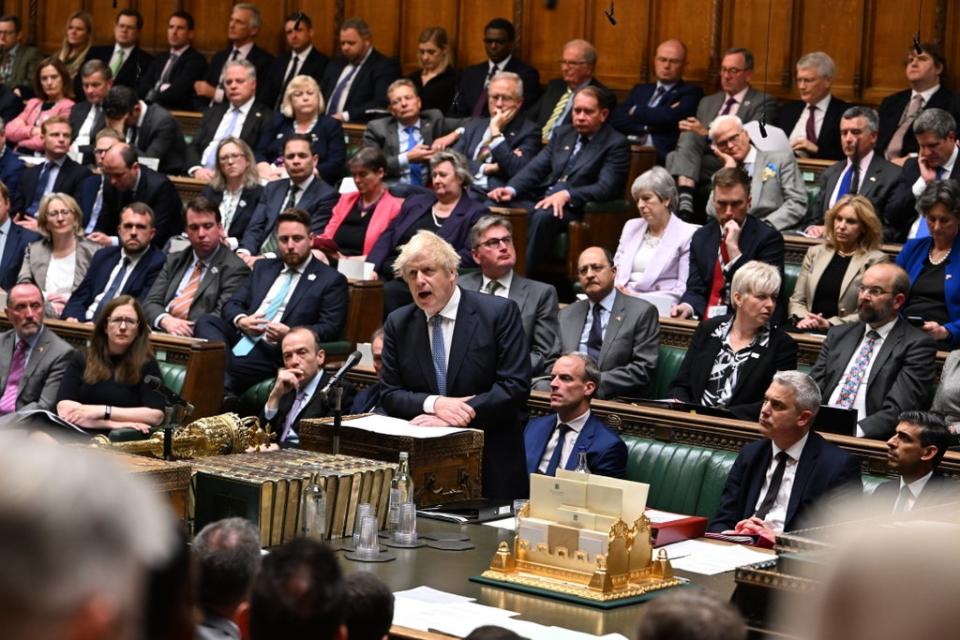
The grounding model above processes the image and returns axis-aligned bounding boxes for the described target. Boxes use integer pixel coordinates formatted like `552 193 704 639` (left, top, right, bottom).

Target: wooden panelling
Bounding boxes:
344 0 400 58
590 0 650 89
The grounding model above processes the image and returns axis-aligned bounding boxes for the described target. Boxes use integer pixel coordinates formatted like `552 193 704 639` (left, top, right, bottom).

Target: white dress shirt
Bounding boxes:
578 289 616 353
828 318 897 436
85 249 146 320
480 270 513 298
828 150 876 208
330 47 373 120
894 471 934 512
537 408 591 473
787 94 832 143
754 433 810 533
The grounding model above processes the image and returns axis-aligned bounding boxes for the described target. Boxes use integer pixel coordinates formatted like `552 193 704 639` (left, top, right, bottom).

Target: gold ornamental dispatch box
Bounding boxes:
299 415 484 507
191 450 396 547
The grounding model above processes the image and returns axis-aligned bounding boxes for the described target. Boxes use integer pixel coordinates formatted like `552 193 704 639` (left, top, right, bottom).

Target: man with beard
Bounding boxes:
195 208 348 397
811 262 937 440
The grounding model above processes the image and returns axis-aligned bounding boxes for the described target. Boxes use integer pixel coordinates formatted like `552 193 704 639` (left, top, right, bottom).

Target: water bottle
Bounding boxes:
574 448 590 474
302 468 327 540
387 451 414 529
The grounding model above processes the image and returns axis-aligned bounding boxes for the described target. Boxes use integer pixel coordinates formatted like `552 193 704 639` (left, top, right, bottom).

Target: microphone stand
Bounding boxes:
329 382 344 456
159 401 194 461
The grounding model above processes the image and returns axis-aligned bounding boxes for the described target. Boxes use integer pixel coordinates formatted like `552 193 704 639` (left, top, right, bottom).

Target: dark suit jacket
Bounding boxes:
557 291 659 400
877 86 959 158
67 101 106 166
185 101 274 170
264 370 355 444
261 48 330 110
61 245 166 321
363 109 460 181
453 114 541 193
524 413 627 478
808 153 902 226
0 149 25 213
528 77 611 132
239 177 339 253
18 156 91 215
885 154 960 242
320 49 400 123
83 45 153 96
507 123 630 212
381 288 531 500
203 45 275 108
142 246 251 326
610 81 704 164
708 430 862 533
137 47 208 111
131 103 187 175
810 318 937 439
871 473 953 512
669 315 798 420
367 193 488 276
97 166 183 249
6 45 42 96
680 216 786 321
459 271 559 377
0 83 24 125
221 256 348 343
450 57 541 118
0 221 39 291
200 184 264 241
351 380 384 414
256 113 345 185
775 96 849 161
76 174 103 230
0 325 73 413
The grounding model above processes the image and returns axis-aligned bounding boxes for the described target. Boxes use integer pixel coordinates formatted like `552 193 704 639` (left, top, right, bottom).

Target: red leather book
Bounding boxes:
646 509 709 547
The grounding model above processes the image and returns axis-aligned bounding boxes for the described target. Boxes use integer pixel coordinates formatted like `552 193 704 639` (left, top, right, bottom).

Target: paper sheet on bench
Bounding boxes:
344 414 476 438
659 538 771 575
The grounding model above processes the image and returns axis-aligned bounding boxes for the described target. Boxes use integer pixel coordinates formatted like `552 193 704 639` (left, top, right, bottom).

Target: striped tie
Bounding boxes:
168 261 203 320
541 88 573 143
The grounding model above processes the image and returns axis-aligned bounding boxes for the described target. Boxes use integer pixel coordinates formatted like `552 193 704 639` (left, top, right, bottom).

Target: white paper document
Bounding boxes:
660 538 771 575
343 414 476 439
482 516 516 530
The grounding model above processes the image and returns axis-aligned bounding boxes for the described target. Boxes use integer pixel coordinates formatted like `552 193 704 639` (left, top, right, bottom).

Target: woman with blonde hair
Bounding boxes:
200 137 264 250
409 27 457 113
56 10 93 80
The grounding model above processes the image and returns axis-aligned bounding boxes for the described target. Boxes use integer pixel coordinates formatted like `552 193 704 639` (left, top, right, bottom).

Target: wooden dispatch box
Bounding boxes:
109 450 192 521
300 417 484 507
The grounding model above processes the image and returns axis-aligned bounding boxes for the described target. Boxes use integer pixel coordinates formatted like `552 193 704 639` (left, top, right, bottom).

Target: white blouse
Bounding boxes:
45 252 76 295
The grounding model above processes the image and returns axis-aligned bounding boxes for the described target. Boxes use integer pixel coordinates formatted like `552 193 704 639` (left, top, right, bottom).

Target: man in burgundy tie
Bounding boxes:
775 51 849 161
0 281 74 419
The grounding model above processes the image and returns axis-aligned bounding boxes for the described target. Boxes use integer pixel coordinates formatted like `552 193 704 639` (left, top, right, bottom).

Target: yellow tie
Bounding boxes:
542 88 573 143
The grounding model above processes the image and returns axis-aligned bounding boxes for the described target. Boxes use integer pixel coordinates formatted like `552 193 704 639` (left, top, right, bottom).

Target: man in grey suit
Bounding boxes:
556 246 659 400
811 263 937 440
0 281 73 418
666 47 778 222
143 196 250 337
705 114 807 230
362 78 460 190
101 84 187 175
460 215 559 377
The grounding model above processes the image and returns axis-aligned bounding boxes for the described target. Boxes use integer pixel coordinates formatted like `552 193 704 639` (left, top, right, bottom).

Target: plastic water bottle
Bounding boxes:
387 451 414 529
302 468 327 539
574 449 590 474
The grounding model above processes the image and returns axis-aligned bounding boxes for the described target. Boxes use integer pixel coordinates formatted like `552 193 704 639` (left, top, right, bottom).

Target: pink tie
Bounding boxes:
0 341 27 414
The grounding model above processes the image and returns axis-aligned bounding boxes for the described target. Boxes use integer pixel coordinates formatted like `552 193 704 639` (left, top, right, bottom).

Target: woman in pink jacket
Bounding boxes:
6 57 74 153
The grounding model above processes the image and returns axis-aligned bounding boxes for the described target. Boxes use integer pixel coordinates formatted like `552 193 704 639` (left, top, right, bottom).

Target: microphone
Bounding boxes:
146 375 194 412
912 33 923 55
604 1 617 25
294 11 304 30
321 351 363 396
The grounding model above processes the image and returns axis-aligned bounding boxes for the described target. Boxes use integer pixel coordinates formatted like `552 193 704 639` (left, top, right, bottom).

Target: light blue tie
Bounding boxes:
327 64 360 116
204 107 242 168
431 315 447 396
85 177 105 234
405 126 423 185
232 270 295 357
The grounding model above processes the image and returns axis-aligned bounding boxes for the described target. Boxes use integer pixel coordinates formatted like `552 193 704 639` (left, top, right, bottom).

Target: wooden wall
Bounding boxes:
10 0 960 106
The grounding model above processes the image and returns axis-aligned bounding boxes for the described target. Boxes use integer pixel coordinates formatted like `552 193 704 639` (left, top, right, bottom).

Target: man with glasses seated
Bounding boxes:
810 262 937 440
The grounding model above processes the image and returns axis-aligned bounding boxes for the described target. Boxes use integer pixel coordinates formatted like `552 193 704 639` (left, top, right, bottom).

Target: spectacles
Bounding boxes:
578 263 609 276
720 66 746 75
561 60 588 67
479 235 512 249
858 285 892 297
218 152 244 163
108 316 139 327
715 132 743 148
47 209 72 219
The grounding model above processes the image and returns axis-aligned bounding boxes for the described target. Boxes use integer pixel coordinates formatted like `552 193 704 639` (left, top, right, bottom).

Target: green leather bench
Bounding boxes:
652 345 686 400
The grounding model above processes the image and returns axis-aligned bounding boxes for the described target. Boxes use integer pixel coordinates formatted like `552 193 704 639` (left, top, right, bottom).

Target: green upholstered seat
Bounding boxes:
783 262 801 301
652 345 686 400
239 378 276 418
159 362 186 395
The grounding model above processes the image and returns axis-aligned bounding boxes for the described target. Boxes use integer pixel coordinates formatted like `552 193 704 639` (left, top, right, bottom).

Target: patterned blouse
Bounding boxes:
701 317 771 407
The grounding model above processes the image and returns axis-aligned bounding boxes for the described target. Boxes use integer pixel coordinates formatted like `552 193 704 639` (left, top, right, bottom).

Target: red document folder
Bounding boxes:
647 509 709 547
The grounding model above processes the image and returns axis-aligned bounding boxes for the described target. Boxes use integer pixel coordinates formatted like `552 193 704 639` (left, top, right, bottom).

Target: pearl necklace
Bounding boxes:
929 245 952 266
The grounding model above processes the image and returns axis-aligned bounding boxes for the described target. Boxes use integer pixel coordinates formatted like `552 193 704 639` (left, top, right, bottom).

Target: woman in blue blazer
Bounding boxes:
895 180 960 348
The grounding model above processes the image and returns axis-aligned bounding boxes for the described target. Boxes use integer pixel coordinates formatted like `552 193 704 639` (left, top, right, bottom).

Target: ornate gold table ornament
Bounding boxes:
91 413 274 459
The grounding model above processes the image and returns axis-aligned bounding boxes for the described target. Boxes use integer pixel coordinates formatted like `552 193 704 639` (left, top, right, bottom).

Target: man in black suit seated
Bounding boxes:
62 203 165 323
529 39 608 145
449 17 540 118
775 51 848 162
186 59 273 182
878 42 959 165
101 85 187 175
610 39 703 165
0 123 24 210
81 8 152 98
488 86 629 278
194 3 273 109
263 326 355 448
68 61 112 166
17 116 90 223
92 143 182 249
708 370 862 545
76 128 123 236
262 12 329 112
143 196 250 337
351 327 385 415
380 230 531 500
195 208 348 397
803 106 902 237
0 181 38 293
874 410 953 513
810 262 937 440
460 215 559 377
321 17 400 124
885 108 960 242
138 10 208 112
671 167 785 322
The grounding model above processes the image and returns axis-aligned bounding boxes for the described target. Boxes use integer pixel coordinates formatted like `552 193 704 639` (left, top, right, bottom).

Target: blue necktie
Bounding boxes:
93 257 130 321
405 126 423 185
85 177 105 234
916 166 948 239
647 85 666 108
232 270 295 357
545 423 572 476
431 315 447 396
327 64 360 116
836 163 856 199
27 162 53 215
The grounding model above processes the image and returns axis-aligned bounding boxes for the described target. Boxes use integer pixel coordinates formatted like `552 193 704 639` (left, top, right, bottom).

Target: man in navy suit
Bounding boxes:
449 17 540 118
0 124 24 212
525 353 627 479
17 117 90 221
774 51 849 162
76 128 123 235
61 203 165 322
708 371 862 544
0 180 38 292
81 9 152 98
320 18 399 124
380 231 531 500
68 61 112 167
238 134 338 262
261 12 329 111
873 411 953 513
489 86 630 278
138 11 208 112
610 39 703 165
194 3 273 109
195 208 348 396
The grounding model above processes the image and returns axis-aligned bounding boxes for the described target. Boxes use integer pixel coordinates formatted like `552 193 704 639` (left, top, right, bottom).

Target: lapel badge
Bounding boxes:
947 274 953 280
239 200 246 207
869 176 876 182
563 145 571 151
210 266 219 275
614 315 623 322
307 273 316 281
